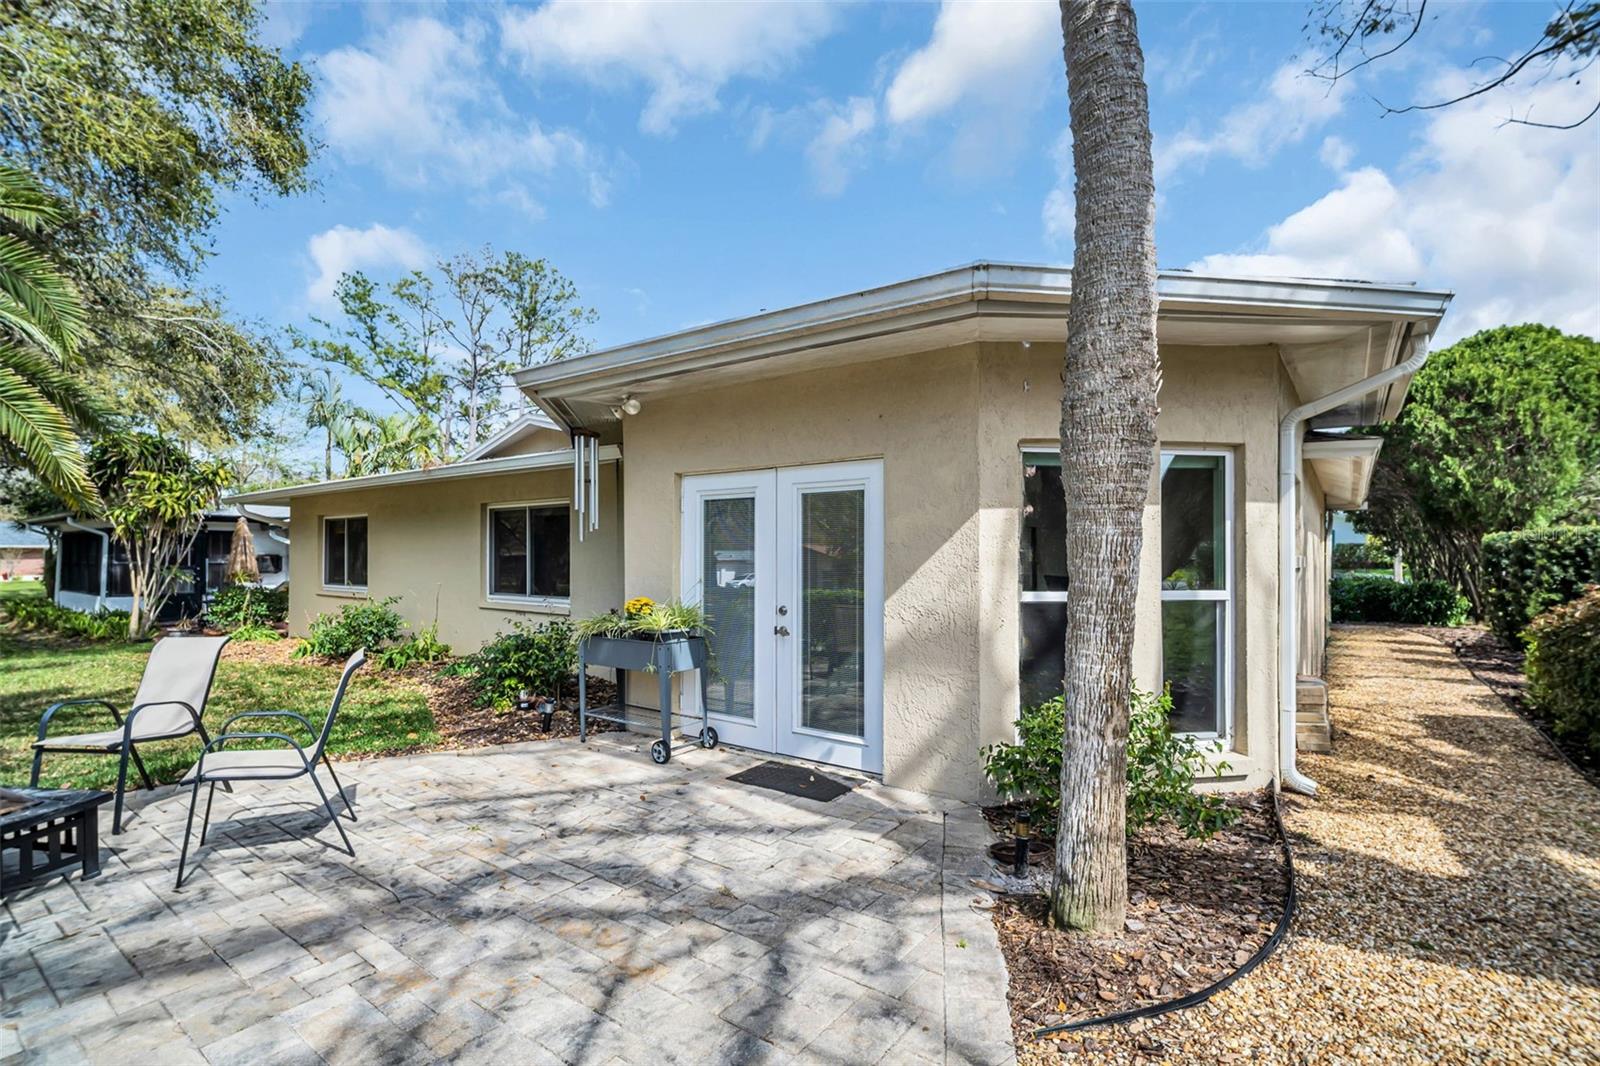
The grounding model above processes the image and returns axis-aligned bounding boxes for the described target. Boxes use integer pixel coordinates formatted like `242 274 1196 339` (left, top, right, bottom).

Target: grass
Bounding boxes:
1 600 439 790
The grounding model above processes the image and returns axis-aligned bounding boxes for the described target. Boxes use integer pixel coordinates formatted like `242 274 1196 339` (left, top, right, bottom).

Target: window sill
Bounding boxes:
481 596 572 615
319 585 369 599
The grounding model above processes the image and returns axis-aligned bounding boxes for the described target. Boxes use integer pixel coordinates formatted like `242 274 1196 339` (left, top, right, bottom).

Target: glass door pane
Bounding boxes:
798 488 865 737
702 496 757 720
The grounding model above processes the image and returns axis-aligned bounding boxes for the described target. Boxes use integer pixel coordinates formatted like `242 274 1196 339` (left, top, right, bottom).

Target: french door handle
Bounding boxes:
774 625 790 637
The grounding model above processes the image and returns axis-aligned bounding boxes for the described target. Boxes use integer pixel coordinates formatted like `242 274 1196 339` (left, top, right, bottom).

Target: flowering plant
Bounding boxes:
624 596 655 618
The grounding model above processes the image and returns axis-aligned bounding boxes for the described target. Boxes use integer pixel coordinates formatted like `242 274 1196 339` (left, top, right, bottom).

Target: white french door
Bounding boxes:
681 461 883 773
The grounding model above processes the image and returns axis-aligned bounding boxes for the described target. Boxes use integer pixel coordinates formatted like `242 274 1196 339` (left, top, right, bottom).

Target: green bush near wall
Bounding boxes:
1482 526 1600 643
1525 586 1600 757
1330 575 1469 626
1332 538 1392 570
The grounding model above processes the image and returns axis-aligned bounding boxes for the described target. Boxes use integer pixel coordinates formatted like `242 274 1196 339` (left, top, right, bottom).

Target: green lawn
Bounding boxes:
0 580 46 605
1 617 438 790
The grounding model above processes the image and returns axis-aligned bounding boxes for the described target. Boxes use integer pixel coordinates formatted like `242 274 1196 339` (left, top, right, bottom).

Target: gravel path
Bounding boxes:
1023 623 1600 1064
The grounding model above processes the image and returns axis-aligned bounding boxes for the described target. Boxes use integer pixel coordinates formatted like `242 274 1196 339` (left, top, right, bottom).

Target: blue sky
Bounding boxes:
204 0 1598 379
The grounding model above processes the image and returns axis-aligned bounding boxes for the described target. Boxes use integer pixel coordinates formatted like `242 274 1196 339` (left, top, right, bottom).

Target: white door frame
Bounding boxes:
680 460 884 774
680 470 775 753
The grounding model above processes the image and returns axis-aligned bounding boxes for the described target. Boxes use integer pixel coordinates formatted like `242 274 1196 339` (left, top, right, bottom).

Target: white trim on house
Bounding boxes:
1159 448 1237 748
226 446 621 505
1303 433 1385 510
461 411 563 462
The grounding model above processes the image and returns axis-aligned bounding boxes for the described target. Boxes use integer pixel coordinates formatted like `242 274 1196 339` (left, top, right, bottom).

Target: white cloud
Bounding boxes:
1156 63 1350 182
1319 135 1355 172
314 16 610 213
499 1 837 136
884 0 1058 125
805 97 877 197
305 223 428 307
1189 72 1600 342
1042 128 1074 245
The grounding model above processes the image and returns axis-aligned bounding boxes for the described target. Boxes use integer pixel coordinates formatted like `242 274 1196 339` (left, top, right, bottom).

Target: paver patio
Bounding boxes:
1 735 1014 1065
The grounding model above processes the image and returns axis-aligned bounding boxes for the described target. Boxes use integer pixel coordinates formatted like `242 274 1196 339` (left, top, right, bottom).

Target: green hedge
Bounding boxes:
1482 526 1600 642
1330 575 1469 626
1332 539 1392 570
1525 586 1600 758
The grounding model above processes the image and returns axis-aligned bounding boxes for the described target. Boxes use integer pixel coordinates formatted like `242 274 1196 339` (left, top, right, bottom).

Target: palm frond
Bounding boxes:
0 362 99 511
0 166 68 232
0 340 110 430
0 233 88 357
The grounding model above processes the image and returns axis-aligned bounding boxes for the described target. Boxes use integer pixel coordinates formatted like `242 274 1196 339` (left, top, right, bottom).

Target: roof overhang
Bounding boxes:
1303 434 1385 510
516 262 1452 431
224 447 621 506
460 410 564 459
24 506 288 529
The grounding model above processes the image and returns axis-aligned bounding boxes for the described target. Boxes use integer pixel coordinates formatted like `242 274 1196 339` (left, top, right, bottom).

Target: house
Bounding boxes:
0 521 47 581
24 506 290 619
228 264 1451 801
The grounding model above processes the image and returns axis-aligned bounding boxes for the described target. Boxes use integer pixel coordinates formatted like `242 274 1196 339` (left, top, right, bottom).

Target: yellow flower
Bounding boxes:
624 596 655 618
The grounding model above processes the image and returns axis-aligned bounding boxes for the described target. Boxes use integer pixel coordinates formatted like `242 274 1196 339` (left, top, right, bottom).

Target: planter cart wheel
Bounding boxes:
699 726 718 750
650 740 670 764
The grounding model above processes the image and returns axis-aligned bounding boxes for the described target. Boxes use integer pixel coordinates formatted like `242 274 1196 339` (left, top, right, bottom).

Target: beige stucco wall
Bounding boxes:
285 462 623 649
617 340 1289 800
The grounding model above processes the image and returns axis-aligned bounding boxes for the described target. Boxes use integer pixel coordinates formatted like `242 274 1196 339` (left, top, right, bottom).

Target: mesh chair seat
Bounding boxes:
181 748 307 783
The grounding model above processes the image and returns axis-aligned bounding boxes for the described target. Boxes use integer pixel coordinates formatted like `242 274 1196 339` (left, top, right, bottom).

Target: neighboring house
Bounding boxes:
0 521 47 581
229 263 1451 802
24 506 290 619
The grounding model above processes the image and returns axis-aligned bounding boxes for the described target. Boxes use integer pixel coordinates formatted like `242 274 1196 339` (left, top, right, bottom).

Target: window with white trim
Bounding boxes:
1019 450 1068 708
1159 450 1233 739
323 516 368 589
488 504 570 600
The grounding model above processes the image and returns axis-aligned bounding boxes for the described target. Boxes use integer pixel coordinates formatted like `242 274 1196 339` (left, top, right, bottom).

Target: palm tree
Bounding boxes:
333 409 439 477
297 367 347 480
0 165 103 509
1051 0 1161 933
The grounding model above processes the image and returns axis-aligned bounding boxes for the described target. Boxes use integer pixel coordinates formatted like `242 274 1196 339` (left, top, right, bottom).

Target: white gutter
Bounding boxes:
1279 327 1428 795
233 503 291 546
63 516 110 612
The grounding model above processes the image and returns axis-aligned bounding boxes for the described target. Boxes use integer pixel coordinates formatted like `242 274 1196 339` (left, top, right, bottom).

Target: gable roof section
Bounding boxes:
515 262 1452 432
460 410 564 461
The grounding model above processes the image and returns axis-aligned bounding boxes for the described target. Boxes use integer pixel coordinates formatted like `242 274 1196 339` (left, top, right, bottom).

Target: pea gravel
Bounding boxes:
1019 623 1600 1064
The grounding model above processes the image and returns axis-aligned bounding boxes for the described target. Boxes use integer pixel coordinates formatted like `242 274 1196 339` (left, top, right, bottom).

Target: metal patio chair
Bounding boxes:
174 649 365 889
30 635 231 834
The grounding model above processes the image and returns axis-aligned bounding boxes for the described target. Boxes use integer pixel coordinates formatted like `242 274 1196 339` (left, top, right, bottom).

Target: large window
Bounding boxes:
488 504 570 600
323 516 368 589
59 531 101 595
1160 450 1233 739
1019 450 1069 708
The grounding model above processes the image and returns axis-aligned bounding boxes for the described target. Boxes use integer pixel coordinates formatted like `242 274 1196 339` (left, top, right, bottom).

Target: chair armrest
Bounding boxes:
219 710 315 735
194 732 311 780
37 699 122 742
124 700 202 738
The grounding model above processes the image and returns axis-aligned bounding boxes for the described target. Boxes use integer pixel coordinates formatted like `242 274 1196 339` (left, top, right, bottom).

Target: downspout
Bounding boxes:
64 516 110 612
1279 327 1427 795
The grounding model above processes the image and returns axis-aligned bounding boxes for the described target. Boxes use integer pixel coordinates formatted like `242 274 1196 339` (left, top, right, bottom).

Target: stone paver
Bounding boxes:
2 734 1013 1065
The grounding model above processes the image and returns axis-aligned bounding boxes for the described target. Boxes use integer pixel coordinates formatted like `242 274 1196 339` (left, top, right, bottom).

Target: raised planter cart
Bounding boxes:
578 634 714 764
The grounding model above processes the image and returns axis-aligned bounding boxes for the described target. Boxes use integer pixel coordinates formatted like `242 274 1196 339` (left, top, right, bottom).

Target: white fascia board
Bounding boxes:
515 262 1452 399
460 411 563 461
226 446 622 505
1302 436 1384 461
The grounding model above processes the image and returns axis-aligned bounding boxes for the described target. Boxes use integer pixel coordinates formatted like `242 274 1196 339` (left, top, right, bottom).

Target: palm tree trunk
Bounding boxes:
1051 0 1160 934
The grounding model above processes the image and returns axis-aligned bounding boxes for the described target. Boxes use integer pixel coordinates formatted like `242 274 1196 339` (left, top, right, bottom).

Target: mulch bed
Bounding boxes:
1431 625 1599 786
988 792 1287 1057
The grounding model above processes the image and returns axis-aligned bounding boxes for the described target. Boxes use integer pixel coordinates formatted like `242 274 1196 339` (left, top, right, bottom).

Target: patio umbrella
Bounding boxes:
226 516 259 584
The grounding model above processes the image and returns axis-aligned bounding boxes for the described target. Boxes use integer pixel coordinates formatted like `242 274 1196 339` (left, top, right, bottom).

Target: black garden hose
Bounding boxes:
1031 790 1299 1040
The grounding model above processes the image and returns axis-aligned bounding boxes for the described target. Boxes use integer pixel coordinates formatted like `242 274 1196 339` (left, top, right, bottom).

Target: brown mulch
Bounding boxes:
1431 625 1599 786
992 793 1287 1054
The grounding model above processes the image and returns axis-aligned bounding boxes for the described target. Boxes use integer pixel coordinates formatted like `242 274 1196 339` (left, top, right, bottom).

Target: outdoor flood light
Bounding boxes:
619 395 642 415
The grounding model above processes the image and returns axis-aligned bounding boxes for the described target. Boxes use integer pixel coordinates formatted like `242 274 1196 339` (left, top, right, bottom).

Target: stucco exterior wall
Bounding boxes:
285 463 622 649
617 340 1287 800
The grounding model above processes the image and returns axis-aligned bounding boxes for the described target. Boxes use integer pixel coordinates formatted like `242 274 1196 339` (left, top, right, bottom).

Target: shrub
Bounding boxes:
447 618 577 709
981 687 1238 841
1525 586 1600 757
1482 526 1600 643
1330 575 1469 625
375 623 452 671
229 622 282 643
1332 538 1392 570
204 583 290 631
294 598 406 660
0 598 131 641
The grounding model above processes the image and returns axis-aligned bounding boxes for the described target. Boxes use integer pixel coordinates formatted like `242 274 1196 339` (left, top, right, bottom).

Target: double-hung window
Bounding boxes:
488 504 570 601
1159 450 1234 740
323 516 368 590
1019 450 1069 709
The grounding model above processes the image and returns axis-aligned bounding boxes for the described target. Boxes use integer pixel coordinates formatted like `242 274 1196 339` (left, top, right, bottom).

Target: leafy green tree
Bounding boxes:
1356 324 1600 612
294 249 594 460
332 411 441 478
0 166 105 509
89 431 231 637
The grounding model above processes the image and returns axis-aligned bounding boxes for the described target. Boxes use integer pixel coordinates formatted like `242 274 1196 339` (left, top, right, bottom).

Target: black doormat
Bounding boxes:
727 761 855 802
